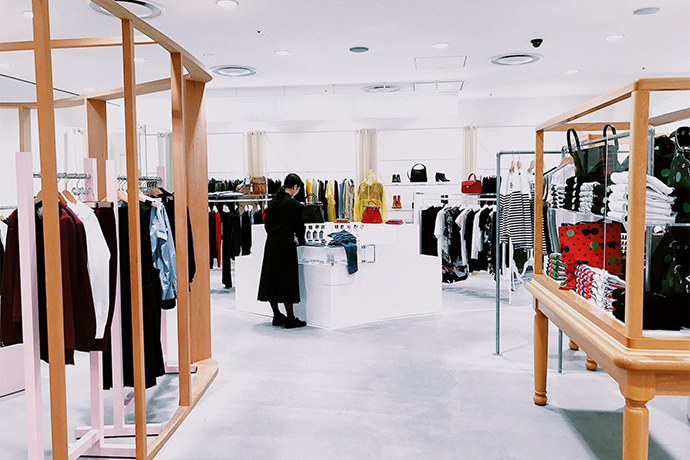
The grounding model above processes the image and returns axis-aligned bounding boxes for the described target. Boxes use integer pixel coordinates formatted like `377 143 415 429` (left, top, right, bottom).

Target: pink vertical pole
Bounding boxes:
105 159 126 429
16 151 44 460
83 158 97 202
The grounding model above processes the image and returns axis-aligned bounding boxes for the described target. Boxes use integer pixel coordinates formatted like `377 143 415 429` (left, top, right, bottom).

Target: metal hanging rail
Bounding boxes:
33 172 91 179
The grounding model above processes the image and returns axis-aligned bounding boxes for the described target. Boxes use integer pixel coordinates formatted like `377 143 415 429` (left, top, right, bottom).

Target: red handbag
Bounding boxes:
361 201 383 223
462 173 482 194
385 219 404 225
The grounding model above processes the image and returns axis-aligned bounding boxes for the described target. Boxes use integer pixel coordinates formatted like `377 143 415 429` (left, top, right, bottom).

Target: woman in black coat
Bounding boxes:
257 173 307 328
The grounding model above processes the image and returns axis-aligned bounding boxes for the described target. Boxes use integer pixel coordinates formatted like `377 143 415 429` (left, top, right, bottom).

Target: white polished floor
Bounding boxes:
1 270 689 459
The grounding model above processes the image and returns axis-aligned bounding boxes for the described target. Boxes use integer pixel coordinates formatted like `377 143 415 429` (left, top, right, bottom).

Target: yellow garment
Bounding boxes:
354 170 387 222
306 179 312 198
326 180 336 222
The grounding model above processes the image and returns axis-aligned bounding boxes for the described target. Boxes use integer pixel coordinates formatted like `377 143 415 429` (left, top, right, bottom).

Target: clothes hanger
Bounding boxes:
528 160 536 173
118 188 128 203
510 160 516 172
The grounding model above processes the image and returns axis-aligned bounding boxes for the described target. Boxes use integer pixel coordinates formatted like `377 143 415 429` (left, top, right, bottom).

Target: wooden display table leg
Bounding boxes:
623 398 649 460
585 355 598 371
534 302 548 406
569 339 579 351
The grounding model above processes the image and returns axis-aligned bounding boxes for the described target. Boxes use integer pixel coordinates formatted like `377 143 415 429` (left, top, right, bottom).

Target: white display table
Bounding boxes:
235 223 441 328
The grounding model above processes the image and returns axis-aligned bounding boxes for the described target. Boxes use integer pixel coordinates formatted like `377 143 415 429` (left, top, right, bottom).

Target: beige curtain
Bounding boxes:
246 131 266 178
462 125 477 180
355 128 378 186
157 132 174 191
64 127 86 173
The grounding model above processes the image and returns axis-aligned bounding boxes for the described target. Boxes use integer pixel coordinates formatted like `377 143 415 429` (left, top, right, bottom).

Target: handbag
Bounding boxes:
250 176 267 195
361 200 383 223
302 193 325 224
385 219 404 225
407 163 427 183
558 220 624 285
461 173 482 194
567 126 621 183
668 126 690 223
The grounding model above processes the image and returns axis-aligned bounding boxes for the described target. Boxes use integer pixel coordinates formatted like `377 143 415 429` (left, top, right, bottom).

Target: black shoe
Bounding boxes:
435 172 450 182
392 174 401 183
272 313 287 326
284 316 307 329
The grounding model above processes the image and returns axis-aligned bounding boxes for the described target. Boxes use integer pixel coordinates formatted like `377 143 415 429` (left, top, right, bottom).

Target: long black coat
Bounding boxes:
257 191 305 303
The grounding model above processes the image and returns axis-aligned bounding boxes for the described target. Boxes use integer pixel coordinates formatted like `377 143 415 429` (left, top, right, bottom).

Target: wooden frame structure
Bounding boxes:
527 77 690 460
0 1 216 459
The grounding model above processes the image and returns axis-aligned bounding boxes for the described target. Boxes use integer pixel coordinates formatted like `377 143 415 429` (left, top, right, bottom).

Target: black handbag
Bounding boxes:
668 126 690 222
567 126 621 183
302 193 325 223
407 163 427 182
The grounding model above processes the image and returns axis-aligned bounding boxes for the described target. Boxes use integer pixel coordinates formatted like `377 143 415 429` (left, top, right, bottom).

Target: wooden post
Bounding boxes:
625 89 650 340
121 17 147 460
534 130 544 275
86 98 108 200
185 79 212 362
623 398 650 460
171 52 191 407
31 1 68 459
18 106 32 152
533 300 548 406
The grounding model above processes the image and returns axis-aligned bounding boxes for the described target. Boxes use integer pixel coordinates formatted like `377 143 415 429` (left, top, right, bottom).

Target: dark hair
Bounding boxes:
284 173 303 189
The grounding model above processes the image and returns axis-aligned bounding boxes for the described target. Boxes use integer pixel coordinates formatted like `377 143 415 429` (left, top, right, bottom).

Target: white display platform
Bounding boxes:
235 223 441 328
0 344 24 396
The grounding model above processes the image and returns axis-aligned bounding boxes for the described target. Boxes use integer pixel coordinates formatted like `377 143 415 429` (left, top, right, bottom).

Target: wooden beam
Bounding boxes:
534 130 544 276
18 106 32 152
53 78 172 108
31 1 68 459
122 18 147 460
91 0 212 83
0 35 155 52
0 102 37 108
550 122 631 132
634 77 690 92
85 98 108 200
649 108 690 127
536 81 635 132
171 52 192 407
624 89 650 340
185 79 212 362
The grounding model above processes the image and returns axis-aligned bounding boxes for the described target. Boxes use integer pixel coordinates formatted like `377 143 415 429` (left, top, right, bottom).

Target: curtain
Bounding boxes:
355 128 378 186
64 127 86 173
157 132 174 191
462 125 477 180
246 131 266 178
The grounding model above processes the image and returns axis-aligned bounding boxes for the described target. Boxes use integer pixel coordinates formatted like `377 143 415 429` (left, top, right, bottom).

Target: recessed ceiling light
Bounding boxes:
211 65 258 77
432 42 450 49
605 34 625 41
634 7 660 15
23 11 33 18
203 53 214 58
274 50 291 56
565 69 580 74
490 53 542 66
133 57 146 63
216 0 239 8
363 84 401 93
349 47 369 53
0 63 11 69
82 87 95 93
88 1 164 19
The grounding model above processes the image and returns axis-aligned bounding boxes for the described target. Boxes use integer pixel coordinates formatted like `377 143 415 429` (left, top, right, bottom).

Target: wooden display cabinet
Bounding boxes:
527 78 690 460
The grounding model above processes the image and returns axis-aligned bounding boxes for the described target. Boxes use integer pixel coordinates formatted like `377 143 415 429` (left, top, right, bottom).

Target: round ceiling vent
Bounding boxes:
88 1 164 19
363 84 401 93
211 65 258 77
490 53 542 66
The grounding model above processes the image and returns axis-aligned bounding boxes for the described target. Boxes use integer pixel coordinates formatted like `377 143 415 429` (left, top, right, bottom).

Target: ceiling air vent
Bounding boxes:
362 84 401 93
211 65 258 77
89 1 164 19
490 54 541 66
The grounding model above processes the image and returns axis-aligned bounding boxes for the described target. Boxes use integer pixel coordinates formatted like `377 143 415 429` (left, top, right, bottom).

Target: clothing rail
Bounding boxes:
0 205 17 210
33 172 91 179
117 175 161 181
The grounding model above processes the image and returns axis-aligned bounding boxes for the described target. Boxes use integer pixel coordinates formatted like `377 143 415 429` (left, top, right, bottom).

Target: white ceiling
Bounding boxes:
1 0 689 102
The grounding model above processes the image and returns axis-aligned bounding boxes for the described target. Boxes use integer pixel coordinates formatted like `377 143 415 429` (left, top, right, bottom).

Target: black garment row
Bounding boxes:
208 177 282 195
0 193 195 390
209 203 262 288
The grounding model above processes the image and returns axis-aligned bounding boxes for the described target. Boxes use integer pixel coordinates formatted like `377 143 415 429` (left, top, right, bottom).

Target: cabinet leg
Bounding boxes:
623 398 649 460
569 339 579 351
534 303 548 406
585 355 598 371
